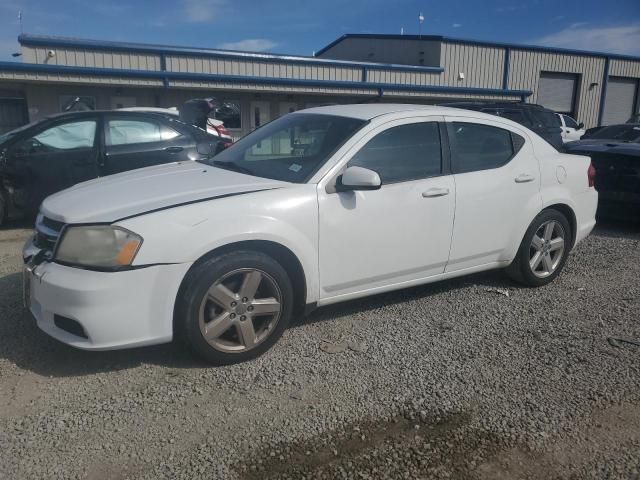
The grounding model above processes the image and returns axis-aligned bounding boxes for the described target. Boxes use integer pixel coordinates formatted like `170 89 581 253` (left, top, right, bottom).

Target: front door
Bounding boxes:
318 118 455 301
444 117 542 272
102 115 191 175
7 117 100 212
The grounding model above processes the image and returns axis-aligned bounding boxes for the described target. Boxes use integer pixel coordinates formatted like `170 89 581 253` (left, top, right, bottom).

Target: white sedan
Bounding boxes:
23 105 598 364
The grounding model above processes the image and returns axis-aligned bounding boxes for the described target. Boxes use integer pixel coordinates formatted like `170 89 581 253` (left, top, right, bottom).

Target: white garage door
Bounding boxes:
602 77 638 125
537 72 577 114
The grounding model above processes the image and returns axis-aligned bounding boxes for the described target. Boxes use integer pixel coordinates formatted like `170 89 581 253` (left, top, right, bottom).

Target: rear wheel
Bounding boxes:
175 250 294 364
506 209 571 286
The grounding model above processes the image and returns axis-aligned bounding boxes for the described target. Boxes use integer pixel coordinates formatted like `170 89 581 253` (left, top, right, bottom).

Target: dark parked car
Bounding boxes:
0 110 222 225
564 123 640 221
442 102 563 150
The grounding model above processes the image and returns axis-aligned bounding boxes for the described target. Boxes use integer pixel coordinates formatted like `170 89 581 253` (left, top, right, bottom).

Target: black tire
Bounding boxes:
506 209 572 287
175 250 294 365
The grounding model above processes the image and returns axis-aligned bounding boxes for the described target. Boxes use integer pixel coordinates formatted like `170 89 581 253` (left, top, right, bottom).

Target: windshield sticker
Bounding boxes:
289 163 302 172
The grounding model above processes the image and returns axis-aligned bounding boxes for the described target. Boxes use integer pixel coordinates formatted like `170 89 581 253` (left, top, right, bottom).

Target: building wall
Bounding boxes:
440 42 505 90
21 45 162 70
508 49 606 128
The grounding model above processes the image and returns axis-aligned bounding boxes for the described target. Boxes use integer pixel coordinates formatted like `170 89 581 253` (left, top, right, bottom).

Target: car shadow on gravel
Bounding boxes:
297 269 516 328
592 219 640 239
0 270 211 378
1 267 520 377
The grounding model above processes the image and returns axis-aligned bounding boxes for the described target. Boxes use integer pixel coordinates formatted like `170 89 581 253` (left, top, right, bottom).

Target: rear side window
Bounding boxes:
448 122 524 173
533 110 562 129
348 122 442 184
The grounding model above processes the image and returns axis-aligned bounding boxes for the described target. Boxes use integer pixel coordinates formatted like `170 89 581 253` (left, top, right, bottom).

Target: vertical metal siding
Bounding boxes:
508 49 605 128
609 59 640 78
440 42 504 89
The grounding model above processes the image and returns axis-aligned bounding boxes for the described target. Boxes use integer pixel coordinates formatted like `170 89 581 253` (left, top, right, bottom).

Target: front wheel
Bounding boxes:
506 209 571 287
175 250 294 365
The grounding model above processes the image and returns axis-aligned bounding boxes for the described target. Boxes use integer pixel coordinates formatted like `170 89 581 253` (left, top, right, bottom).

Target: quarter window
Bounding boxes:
448 122 523 173
348 122 442 184
106 119 179 146
29 120 97 151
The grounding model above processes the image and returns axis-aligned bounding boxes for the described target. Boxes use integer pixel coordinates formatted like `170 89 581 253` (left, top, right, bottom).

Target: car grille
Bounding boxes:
34 215 65 251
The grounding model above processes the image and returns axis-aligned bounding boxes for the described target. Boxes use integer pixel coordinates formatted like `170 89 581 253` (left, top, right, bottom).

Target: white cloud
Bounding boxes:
218 39 277 52
184 0 226 22
534 23 640 56
452 23 462 28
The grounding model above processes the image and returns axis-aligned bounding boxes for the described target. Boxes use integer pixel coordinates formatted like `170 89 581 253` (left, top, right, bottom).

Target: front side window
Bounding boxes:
106 119 179 146
500 110 526 124
24 120 97 152
448 122 523 173
208 113 365 183
562 115 579 129
348 122 442 184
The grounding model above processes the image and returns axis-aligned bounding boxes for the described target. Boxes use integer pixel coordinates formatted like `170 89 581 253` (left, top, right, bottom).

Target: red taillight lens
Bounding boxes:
588 162 596 188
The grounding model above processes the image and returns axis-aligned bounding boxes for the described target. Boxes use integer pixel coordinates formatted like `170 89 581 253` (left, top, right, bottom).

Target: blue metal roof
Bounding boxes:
315 33 640 62
17 34 444 74
0 60 531 99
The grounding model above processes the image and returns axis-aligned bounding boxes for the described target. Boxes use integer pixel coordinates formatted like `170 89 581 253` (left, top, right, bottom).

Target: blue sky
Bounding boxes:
0 0 639 60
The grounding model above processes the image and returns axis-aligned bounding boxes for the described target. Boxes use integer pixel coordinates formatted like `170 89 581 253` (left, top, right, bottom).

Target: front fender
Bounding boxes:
117 188 319 303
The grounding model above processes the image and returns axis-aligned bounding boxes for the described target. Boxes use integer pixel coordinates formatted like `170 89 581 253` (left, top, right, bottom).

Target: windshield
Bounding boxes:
0 119 41 145
206 113 365 182
589 125 640 142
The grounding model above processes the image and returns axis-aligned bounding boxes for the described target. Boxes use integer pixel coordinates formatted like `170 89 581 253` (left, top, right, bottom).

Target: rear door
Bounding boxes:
6 116 100 211
102 114 194 175
444 117 542 272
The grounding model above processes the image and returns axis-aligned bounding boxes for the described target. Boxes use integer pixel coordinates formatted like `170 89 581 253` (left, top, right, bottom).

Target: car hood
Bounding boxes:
41 161 289 224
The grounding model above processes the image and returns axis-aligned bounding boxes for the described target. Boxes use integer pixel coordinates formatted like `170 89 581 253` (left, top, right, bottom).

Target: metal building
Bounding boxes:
0 33 638 135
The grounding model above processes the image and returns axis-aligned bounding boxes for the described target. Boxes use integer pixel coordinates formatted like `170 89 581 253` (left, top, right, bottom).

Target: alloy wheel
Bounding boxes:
198 268 282 353
529 220 566 278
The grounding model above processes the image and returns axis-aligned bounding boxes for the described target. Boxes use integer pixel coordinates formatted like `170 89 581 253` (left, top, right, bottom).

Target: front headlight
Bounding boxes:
55 225 143 268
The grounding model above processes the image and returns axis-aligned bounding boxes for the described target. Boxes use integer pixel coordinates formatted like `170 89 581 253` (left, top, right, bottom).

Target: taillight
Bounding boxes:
588 162 596 188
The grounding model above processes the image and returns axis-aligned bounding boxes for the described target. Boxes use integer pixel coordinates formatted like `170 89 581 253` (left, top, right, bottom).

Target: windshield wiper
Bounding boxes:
211 160 255 176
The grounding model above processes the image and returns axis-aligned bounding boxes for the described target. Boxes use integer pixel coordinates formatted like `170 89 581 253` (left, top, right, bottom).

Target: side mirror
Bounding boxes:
578 122 584 130
337 166 381 192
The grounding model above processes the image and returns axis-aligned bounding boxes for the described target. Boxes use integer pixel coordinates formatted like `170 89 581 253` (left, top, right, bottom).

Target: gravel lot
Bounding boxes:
0 221 639 479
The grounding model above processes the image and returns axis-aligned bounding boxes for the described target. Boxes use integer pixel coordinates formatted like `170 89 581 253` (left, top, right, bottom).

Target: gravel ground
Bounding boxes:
0 221 639 479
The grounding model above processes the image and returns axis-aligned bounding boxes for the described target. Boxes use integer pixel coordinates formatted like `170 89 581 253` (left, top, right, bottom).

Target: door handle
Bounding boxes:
164 146 183 153
422 187 450 198
515 174 535 183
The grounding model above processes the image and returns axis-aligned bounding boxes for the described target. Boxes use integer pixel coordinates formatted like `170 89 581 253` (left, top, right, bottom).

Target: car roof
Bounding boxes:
297 103 497 121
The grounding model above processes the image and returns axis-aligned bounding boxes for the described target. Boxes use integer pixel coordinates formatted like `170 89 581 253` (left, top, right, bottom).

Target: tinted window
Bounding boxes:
348 122 442 184
500 110 526 124
533 110 562 129
28 120 96 151
209 113 365 183
448 122 515 173
589 125 640 142
562 115 579 129
107 119 179 146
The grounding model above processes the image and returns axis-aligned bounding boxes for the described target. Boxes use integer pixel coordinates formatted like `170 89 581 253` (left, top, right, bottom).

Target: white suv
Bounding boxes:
23 105 598 364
